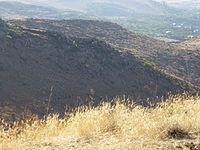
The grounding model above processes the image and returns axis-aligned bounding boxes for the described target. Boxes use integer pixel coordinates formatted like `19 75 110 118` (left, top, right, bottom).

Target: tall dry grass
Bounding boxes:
0 94 200 149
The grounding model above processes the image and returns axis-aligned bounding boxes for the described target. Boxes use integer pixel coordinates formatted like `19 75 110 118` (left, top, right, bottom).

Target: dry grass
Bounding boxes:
1 94 200 150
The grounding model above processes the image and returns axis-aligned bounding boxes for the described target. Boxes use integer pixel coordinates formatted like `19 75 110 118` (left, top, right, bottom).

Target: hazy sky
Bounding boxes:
0 0 194 3
0 0 197 9
0 0 195 3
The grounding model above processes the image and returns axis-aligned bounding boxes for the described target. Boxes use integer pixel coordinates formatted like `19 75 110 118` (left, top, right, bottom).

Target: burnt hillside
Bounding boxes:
0 20 196 116
11 19 200 87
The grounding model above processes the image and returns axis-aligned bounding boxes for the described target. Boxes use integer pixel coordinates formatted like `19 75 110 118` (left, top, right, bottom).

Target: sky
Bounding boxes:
0 0 194 4
0 0 190 2
0 0 197 9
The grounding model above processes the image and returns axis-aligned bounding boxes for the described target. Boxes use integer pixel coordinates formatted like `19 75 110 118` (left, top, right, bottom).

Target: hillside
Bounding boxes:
0 19 196 117
0 18 7 37
11 19 200 87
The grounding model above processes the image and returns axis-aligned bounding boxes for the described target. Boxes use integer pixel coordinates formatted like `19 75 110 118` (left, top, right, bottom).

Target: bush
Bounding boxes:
6 27 22 39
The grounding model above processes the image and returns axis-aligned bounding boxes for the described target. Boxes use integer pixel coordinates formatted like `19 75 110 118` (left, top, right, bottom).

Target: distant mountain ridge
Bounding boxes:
1 0 200 39
0 0 174 16
0 1 89 20
156 0 200 8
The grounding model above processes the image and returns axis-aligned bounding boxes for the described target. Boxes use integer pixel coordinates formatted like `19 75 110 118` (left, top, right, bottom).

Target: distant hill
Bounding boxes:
156 0 200 9
0 19 196 116
0 1 88 20
0 0 171 15
0 0 172 18
86 0 174 16
1 1 200 39
86 3 134 17
0 1 59 19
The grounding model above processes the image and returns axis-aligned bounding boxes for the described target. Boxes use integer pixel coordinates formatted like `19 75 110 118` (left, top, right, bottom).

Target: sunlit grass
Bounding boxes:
0 94 200 149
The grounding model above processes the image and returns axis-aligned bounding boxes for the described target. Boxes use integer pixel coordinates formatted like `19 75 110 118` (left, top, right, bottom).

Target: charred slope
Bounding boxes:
11 19 200 87
9 19 173 57
0 19 8 37
0 20 197 116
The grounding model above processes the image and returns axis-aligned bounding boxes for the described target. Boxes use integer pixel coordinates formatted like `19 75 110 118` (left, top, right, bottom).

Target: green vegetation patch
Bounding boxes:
5 27 22 39
143 59 156 67
72 40 78 48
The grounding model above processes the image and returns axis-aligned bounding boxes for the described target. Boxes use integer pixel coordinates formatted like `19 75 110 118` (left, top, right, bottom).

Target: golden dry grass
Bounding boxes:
1 94 200 150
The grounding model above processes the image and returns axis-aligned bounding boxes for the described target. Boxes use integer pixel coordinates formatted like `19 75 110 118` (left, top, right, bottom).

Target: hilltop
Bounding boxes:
0 19 197 117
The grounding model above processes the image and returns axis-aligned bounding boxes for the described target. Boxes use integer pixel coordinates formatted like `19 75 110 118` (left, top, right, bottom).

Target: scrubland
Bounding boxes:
1 94 200 150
